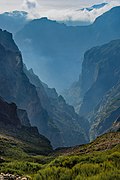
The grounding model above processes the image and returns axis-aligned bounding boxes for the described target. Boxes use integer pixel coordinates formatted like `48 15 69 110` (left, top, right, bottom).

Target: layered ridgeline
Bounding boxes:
72 40 120 140
0 96 52 154
0 3 108 34
0 29 88 148
24 66 89 147
15 6 120 91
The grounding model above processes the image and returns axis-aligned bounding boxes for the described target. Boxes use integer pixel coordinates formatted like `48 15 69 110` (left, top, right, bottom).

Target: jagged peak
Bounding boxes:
0 29 19 52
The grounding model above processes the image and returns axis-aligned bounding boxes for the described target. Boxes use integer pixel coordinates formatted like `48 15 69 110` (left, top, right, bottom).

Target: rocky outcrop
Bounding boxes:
0 97 52 154
0 173 28 179
0 97 21 127
110 117 120 132
17 109 31 127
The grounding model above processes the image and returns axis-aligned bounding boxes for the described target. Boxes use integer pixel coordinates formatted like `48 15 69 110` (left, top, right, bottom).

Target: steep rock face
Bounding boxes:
59 40 120 142
110 117 120 132
15 7 120 91
0 29 59 147
90 82 120 140
62 76 82 113
0 29 19 52
0 97 21 127
17 109 31 127
79 40 120 117
24 67 89 147
23 66 62 148
0 97 52 154
76 40 120 140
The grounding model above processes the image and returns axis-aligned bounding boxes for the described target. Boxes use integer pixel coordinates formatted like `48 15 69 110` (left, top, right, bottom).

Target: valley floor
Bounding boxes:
0 132 120 179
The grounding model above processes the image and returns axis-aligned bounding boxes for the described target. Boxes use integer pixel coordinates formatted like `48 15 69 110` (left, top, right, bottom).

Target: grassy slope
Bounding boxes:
0 132 120 179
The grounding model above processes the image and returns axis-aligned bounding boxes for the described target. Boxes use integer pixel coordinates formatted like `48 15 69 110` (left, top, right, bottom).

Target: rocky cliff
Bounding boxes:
90 82 120 140
80 40 120 117
78 40 120 140
0 29 60 147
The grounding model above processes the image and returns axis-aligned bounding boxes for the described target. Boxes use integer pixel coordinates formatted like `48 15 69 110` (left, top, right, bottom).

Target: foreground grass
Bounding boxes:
0 133 120 179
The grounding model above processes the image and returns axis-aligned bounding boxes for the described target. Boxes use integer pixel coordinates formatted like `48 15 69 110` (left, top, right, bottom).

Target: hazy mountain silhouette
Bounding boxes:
15 7 120 92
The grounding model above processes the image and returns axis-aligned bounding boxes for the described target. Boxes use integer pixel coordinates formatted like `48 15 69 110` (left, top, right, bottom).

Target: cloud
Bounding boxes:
25 0 120 26
23 0 38 10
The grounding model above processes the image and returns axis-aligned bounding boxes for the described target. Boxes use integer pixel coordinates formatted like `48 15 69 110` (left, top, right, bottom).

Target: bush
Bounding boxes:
72 163 100 178
0 161 42 175
34 167 72 180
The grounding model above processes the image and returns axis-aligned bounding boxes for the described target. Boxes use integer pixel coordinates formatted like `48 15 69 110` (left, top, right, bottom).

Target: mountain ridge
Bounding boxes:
15 6 120 92
24 65 89 147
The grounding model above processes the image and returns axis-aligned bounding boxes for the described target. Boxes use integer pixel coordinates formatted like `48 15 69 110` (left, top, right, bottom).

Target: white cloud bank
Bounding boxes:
22 0 120 25
0 0 119 25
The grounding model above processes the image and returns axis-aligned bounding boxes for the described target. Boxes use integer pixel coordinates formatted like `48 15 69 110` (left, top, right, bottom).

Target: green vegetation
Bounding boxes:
0 132 120 179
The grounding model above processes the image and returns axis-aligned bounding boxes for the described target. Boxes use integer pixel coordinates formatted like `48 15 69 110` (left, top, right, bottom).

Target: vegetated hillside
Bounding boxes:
0 97 52 155
15 6 120 91
0 132 120 179
54 132 120 156
24 66 89 148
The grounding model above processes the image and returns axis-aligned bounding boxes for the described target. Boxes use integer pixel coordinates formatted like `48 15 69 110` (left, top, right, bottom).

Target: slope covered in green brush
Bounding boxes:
0 132 120 179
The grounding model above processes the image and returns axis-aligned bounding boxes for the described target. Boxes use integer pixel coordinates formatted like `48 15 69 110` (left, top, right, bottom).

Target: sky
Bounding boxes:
0 0 107 12
0 0 120 24
0 0 118 12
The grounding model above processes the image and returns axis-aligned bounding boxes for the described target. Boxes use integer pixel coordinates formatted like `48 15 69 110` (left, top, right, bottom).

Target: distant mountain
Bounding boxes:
15 6 120 92
0 11 28 33
80 3 108 11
